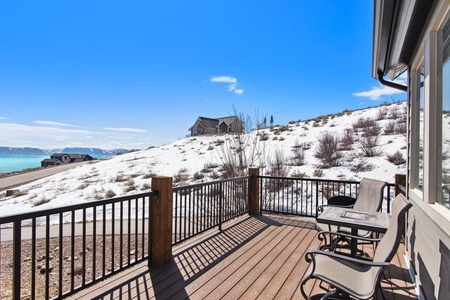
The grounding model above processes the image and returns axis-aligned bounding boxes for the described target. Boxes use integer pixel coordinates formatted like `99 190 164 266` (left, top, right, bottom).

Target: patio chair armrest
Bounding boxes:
317 196 357 214
317 204 328 213
317 230 382 243
305 250 390 267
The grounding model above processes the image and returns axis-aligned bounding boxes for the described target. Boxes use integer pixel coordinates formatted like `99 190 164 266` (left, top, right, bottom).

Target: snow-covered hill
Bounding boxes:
0 102 409 216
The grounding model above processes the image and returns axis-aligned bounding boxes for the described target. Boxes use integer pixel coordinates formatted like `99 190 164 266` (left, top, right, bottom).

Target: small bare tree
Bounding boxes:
315 132 342 168
214 108 268 178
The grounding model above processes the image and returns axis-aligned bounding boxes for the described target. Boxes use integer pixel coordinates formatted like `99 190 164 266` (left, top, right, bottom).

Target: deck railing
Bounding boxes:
0 192 156 300
0 172 399 299
172 176 250 245
259 176 395 216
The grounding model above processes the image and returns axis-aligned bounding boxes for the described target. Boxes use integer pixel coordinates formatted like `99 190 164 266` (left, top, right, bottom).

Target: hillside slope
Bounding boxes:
0 102 409 216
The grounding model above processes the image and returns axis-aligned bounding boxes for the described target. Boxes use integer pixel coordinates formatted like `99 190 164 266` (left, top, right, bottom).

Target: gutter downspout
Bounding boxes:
377 70 408 92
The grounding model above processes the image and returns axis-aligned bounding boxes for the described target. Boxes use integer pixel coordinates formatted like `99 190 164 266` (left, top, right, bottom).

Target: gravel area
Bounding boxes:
1 235 148 299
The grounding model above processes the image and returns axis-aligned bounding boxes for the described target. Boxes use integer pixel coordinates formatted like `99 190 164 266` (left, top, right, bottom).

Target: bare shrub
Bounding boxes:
259 132 269 141
204 162 219 170
395 122 407 134
388 108 400 119
358 134 381 157
290 147 305 166
267 149 290 177
340 128 354 150
351 157 374 172
214 139 225 146
113 174 128 183
387 150 406 165
384 120 397 135
211 171 221 179
352 117 377 132
174 169 189 184
78 183 89 190
315 132 342 168
291 170 307 178
376 107 388 120
193 172 205 181
313 169 324 178
362 124 381 137
142 171 157 179
105 190 116 198
141 183 151 190
125 185 137 192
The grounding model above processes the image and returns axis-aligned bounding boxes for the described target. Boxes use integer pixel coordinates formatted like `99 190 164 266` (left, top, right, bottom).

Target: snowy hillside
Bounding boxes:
0 102 409 216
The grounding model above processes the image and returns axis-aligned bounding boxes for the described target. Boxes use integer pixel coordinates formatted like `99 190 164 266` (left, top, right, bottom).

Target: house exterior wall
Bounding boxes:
403 1 450 298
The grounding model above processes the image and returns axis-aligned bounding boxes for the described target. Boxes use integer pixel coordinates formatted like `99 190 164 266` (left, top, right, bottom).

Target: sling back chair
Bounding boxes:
301 194 412 299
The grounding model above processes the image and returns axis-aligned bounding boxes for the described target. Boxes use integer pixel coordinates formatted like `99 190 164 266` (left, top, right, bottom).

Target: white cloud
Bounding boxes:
210 76 237 84
0 122 105 148
0 123 103 135
353 85 405 100
0 117 8 120
210 75 244 95
353 73 407 101
102 127 147 133
228 84 237 91
34 120 81 127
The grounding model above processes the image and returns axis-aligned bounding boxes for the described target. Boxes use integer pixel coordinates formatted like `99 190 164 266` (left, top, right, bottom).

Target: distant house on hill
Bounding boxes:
41 153 94 167
189 116 244 136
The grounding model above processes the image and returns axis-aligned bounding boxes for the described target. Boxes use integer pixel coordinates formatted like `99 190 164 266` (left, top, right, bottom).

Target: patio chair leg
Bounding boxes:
318 289 350 300
377 281 386 300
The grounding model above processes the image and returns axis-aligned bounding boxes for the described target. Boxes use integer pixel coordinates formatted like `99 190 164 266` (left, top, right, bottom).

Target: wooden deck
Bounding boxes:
68 214 417 300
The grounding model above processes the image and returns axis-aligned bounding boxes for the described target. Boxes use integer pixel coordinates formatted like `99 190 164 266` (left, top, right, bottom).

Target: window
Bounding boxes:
419 71 425 191
441 17 450 208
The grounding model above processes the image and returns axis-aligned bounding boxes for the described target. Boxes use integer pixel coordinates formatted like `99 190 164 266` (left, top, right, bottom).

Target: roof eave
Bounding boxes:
372 0 437 81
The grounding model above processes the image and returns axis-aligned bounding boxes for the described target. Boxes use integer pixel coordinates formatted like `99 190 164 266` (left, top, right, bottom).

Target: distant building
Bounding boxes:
41 153 94 167
189 116 244 136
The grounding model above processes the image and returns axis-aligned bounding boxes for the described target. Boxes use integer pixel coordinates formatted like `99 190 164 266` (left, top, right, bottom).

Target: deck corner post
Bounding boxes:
249 168 260 215
395 174 407 196
151 176 173 265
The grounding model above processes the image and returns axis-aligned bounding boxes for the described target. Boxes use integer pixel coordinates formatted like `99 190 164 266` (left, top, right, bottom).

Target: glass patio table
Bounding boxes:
316 206 390 257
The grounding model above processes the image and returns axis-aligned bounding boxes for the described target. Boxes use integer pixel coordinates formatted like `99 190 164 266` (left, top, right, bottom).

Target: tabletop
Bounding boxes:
316 206 390 233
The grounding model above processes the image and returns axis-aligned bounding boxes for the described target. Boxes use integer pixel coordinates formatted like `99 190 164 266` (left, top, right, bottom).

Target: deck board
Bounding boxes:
67 214 417 300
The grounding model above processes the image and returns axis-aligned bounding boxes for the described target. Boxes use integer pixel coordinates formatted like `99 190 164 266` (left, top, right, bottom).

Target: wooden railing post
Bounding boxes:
249 168 260 215
395 174 407 196
151 176 173 265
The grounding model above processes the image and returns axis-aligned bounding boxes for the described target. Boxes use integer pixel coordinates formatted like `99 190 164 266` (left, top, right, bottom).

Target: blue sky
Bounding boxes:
0 1 406 150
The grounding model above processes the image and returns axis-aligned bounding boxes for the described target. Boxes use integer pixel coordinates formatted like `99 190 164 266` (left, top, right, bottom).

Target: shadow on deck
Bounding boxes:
68 214 417 300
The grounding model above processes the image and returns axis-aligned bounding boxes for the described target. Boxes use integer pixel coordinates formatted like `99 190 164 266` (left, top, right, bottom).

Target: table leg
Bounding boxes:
350 228 358 257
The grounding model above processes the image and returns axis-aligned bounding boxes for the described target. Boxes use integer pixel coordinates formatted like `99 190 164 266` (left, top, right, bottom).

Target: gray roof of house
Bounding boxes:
189 116 243 131
41 158 62 163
